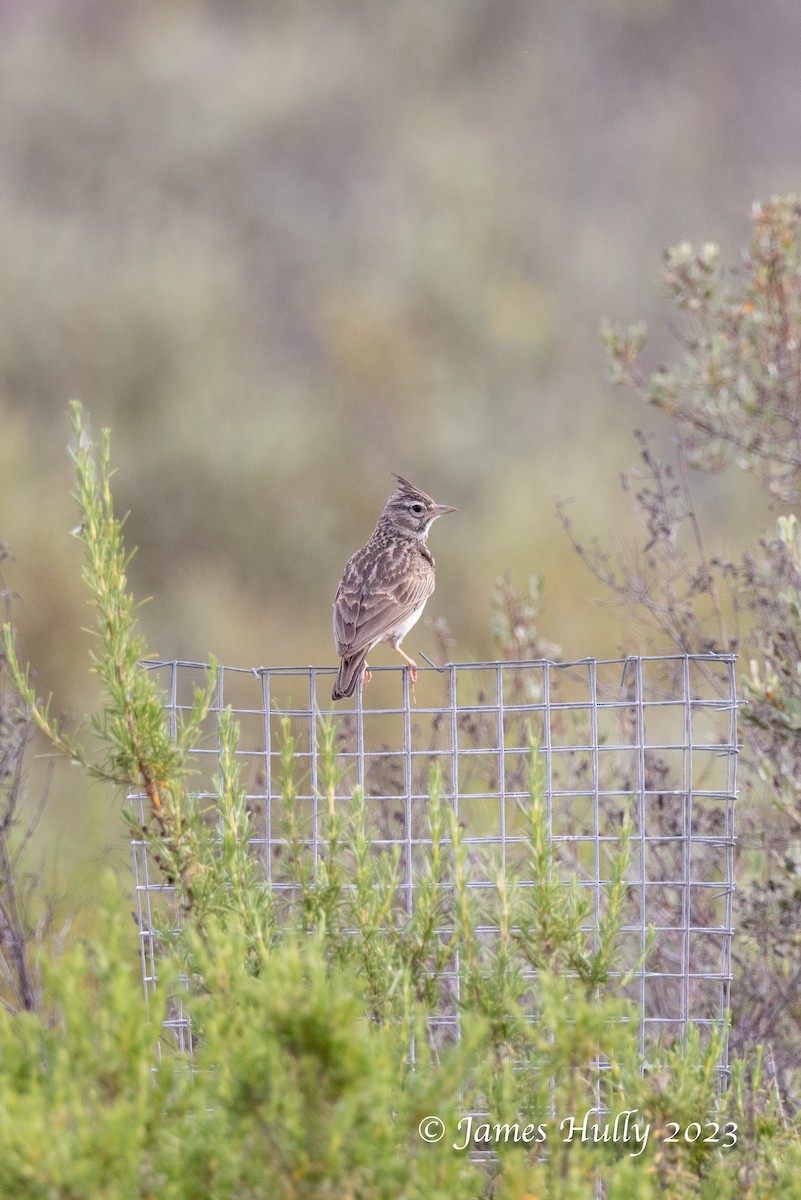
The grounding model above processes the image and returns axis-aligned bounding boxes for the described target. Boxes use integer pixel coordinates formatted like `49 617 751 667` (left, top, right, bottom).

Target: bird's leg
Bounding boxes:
394 647 418 702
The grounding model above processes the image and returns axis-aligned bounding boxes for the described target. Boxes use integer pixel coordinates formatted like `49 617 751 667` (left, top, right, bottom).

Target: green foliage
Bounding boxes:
3 406 276 960
164 923 479 1200
4 403 219 917
604 199 801 501
0 879 479 1200
0 873 797 1199
0 876 172 1199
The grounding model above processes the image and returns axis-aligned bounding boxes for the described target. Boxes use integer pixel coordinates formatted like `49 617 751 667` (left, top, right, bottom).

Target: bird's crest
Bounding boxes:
391 473 436 506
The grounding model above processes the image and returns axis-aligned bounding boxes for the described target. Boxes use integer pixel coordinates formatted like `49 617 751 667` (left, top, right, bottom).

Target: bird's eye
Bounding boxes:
410 503 424 514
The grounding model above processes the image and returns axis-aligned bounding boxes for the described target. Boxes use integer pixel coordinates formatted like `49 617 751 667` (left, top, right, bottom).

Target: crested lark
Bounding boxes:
332 475 457 701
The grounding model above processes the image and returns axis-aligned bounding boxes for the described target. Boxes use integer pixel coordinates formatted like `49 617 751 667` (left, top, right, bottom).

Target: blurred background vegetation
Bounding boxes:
0 2 797 897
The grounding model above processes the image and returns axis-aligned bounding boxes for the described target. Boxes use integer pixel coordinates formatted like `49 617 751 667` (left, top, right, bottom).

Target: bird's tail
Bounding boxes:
332 650 369 701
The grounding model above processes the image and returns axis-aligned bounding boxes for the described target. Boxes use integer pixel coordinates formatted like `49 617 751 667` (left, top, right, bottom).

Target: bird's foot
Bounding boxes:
362 665 372 685
395 647 418 703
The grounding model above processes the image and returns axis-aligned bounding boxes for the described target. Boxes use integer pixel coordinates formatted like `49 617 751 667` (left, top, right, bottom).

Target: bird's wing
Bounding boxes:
333 550 435 657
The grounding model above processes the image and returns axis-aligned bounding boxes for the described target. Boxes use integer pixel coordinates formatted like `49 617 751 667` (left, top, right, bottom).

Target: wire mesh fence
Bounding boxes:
130 653 737 1076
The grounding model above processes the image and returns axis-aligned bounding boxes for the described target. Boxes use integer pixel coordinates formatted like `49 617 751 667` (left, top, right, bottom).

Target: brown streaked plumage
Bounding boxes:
332 474 457 701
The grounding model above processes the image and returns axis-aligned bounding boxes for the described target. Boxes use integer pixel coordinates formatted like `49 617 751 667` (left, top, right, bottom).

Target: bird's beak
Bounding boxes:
434 504 458 516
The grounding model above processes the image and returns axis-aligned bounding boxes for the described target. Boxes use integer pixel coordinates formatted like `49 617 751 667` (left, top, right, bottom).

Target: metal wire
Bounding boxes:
129 653 737 1080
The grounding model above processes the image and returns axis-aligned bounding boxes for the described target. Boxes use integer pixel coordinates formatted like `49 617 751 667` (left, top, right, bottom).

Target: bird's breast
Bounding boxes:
388 602 427 644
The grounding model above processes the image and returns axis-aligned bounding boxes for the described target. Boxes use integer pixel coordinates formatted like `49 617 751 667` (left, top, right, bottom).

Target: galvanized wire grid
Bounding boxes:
130 653 737 1076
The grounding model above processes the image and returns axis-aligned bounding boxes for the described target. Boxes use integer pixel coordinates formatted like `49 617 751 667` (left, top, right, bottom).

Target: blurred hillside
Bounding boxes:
1 0 796 726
